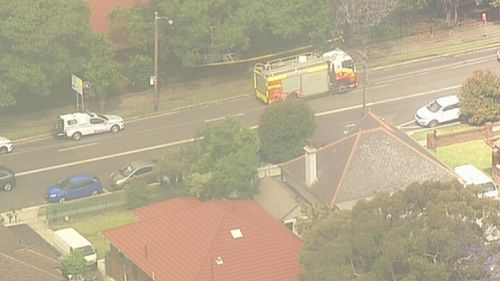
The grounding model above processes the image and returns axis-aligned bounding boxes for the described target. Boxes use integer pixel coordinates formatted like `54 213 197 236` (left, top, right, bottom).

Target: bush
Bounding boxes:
125 180 152 210
459 70 500 125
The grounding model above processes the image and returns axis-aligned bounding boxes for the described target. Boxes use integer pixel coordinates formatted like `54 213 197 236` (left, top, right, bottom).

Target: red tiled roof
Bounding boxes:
104 199 302 281
87 0 149 34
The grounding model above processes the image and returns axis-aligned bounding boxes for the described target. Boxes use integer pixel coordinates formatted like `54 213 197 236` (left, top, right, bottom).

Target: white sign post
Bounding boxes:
71 74 84 111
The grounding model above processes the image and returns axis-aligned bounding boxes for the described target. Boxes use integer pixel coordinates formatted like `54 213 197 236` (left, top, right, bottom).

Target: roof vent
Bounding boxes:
230 228 243 239
215 256 224 265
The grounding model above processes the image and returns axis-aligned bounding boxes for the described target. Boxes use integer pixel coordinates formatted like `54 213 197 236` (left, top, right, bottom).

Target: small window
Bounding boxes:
68 119 78 125
90 118 104 124
443 104 459 111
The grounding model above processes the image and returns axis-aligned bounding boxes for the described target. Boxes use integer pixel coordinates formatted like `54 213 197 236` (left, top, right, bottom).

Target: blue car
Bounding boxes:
47 173 102 203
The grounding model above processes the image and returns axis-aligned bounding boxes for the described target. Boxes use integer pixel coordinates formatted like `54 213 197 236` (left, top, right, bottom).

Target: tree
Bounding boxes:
110 0 340 67
258 99 315 164
459 70 500 125
295 203 335 237
0 0 118 111
62 251 87 280
330 0 399 42
187 118 260 200
300 181 500 281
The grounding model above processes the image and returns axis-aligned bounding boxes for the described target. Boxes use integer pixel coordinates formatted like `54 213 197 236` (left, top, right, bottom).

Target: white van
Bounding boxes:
54 111 125 141
454 164 498 198
53 228 97 266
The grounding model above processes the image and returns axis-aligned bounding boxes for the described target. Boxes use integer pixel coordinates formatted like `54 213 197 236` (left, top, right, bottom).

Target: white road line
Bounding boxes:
58 142 98 152
396 120 417 128
204 116 226 123
315 84 461 117
16 138 195 177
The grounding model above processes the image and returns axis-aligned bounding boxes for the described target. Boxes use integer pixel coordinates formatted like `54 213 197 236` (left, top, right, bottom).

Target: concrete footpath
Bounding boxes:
1 206 111 281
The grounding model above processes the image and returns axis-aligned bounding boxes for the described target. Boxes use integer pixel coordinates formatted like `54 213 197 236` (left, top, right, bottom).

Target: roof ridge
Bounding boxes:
135 199 202 222
193 206 232 281
331 131 362 205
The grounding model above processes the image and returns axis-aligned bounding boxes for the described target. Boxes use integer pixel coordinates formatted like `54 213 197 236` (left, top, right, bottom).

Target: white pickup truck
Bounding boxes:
55 112 125 140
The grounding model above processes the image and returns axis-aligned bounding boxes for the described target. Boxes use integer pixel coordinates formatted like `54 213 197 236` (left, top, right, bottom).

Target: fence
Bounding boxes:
426 122 499 151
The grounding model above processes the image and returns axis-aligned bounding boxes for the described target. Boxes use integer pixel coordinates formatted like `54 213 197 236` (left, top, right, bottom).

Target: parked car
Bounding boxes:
0 166 15 191
0 137 13 154
109 160 157 190
47 173 102 203
415 95 461 127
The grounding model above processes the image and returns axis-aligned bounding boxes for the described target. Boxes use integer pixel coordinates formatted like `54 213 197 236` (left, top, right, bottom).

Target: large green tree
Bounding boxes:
258 99 315 164
459 70 500 125
188 118 260 200
0 0 118 111
300 181 500 281
110 0 339 66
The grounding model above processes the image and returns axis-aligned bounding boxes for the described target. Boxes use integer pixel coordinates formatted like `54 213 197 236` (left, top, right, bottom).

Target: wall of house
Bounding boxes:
108 244 153 281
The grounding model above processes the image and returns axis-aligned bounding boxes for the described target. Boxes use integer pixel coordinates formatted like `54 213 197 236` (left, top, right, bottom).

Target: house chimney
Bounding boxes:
304 145 318 187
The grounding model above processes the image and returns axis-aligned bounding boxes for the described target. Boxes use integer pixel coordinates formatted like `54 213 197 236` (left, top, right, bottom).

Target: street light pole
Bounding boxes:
153 12 160 112
153 11 172 112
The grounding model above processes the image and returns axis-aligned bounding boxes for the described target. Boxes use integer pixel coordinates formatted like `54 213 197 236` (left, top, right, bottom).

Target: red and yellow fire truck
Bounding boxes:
253 49 357 104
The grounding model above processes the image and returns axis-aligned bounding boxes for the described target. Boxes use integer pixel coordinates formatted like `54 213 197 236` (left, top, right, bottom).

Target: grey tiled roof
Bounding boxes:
280 111 457 207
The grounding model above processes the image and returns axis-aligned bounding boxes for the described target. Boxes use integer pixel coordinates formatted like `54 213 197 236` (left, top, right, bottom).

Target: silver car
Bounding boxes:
109 160 156 190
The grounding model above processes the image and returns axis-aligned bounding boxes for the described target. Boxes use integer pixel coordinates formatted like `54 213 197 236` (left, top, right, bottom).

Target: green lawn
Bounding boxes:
51 210 137 259
433 139 492 175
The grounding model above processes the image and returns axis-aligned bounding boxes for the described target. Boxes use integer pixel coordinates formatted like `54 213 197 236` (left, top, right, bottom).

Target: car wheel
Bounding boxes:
428 120 438 128
111 125 120 133
3 182 13 191
0 147 7 154
59 197 65 203
72 132 82 141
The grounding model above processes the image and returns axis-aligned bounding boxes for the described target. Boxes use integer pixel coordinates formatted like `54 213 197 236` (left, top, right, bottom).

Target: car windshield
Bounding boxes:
76 246 95 256
120 164 134 177
426 100 442 113
96 114 109 121
57 178 72 190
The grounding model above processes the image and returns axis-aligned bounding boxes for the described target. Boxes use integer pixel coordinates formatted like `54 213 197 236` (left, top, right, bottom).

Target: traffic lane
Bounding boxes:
5 47 495 162
2 98 266 172
368 46 498 80
311 86 459 145
0 143 186 212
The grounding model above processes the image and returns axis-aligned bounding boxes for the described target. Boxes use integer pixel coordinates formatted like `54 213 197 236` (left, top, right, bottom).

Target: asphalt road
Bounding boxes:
1 47 499 211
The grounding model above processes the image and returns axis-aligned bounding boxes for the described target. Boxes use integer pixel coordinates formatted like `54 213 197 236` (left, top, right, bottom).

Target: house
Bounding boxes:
103 198 303 281
0 224 63 281
87 0 149 34
278 110 458 210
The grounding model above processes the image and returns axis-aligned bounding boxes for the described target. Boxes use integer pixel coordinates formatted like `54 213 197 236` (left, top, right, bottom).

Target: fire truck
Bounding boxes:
253 49 357 104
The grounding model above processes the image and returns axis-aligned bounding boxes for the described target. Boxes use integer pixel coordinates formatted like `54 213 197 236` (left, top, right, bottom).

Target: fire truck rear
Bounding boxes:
253 49 357 104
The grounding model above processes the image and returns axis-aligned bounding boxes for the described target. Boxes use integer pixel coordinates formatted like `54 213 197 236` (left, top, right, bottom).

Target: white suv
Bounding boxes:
0 137 13 154
415 95 460 127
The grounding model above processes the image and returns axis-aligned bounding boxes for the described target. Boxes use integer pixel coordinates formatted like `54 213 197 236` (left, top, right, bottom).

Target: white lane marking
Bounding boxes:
58 142 98 152
396 120 417 128
16 138 195 177
315 84 461 117
204 116 225 123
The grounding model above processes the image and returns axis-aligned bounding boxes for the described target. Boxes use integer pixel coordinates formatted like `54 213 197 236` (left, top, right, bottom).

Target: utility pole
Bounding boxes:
153 12 173 112
362 62 366 114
